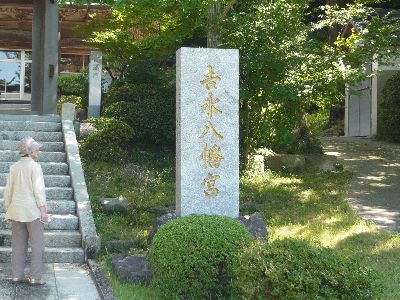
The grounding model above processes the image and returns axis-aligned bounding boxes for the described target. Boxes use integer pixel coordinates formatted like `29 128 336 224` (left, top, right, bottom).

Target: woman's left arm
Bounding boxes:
3 173 11 212
32 163 46 208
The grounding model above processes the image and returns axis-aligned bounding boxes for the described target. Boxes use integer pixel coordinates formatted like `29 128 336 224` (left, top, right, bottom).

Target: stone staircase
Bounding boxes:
0 114 85 263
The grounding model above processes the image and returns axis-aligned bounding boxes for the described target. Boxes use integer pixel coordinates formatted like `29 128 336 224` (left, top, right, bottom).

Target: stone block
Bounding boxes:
305 154 338 172
147 212 177 245
264 154 305 172
111 254 152 284
176 47 240 218
61 102 76 121
100 197 129 213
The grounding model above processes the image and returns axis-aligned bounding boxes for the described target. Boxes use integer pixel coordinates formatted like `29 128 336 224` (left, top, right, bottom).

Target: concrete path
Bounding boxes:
322 137 400 233
0 263 100 300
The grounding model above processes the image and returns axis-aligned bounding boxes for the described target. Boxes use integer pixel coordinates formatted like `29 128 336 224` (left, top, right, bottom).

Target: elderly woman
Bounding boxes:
3 137 49 285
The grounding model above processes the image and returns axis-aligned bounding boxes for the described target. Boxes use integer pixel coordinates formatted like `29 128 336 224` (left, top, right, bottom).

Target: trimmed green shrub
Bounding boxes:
148 215 253 299
56 95 83 115
378 72 400 142
229 239 378 300
103 100 175 145
79 117 134 162
58 72 89 109
102 80 164 108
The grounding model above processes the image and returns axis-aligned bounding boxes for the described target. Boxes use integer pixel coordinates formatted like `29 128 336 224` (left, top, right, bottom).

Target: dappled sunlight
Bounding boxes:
271 216 378 249
348 199 400 226
369 182 392 187
383 162 400 167
319 222 374 248
358 155 385 160
359 175 387 181
298 189 317 203
270 224 308 240
371 235 400 256
324 151 342 156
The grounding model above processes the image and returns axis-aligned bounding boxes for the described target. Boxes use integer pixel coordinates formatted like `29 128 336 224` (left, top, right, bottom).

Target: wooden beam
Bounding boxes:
0 29 31 39
0 1 32 6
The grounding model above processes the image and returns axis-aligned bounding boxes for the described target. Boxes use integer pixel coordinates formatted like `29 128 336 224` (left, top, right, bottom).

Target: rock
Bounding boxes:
80 122 96 138
100 197 129 213
107 239 138 253
305 154 338 172
238 212 268 240
84 235 101 259
111 254 152 284
263 154 285 171
147 212 177 245
281 155 305 171
264 154 305 172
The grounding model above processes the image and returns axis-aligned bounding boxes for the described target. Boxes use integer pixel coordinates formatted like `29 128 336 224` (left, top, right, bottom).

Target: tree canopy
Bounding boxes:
70 0 400 164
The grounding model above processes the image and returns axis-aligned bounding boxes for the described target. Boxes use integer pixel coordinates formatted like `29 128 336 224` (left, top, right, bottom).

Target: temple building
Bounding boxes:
0 0 108 114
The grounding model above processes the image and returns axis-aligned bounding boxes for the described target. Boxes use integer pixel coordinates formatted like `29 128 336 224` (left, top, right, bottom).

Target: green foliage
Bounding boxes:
58 72 89 109
76 0 400 162
103 99 174 145
230 238 379 300
148 215 253 299
56 95 83 115
101 62 175 145
377 72 400 142
79 117 134 162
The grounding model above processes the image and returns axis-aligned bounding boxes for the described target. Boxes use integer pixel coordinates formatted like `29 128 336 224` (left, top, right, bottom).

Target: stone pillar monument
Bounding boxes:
88 51 103 118
176 47 239 218
31 0 59 115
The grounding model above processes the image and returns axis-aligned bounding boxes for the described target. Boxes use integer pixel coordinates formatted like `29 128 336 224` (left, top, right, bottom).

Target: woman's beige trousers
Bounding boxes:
11 219 44 280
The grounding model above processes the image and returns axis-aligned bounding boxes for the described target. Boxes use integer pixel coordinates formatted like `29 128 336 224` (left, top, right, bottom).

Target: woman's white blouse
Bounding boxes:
3 157 47 222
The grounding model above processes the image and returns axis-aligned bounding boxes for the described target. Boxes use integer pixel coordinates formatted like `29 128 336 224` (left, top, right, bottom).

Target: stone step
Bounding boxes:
0 199 75 215
0 174 71 187
0 162 68 175
0 150 66 162
0 120 61 132
0 229 81 248
0 187 73 200
0 115 61 123
0 131 63 142
0 140 64 152
0 214 79 230
0 247 84 263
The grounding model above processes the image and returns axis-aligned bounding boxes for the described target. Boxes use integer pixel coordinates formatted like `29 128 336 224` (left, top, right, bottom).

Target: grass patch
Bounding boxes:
83 150 400 299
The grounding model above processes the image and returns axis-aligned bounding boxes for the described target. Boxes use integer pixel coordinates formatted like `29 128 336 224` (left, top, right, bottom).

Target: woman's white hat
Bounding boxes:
18 137 43 156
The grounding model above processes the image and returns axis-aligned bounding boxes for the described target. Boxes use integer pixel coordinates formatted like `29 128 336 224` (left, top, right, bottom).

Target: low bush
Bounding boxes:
103 100 175 145
102 80 165 109
148 215 253 299
229 239 378 300
58 72 89 109
79 117 134 162
56 95 83 115
378 72 400 142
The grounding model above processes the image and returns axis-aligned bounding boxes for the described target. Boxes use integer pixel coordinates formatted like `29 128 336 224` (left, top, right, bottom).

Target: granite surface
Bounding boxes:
176 47 239 217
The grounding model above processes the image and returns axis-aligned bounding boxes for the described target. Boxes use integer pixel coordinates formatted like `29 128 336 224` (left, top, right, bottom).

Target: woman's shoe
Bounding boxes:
28 278 46 285
10 277 29 284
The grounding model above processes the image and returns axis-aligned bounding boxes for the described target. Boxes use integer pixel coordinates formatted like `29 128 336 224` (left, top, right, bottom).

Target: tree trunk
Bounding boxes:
240 97 251 172
207 3 221 48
